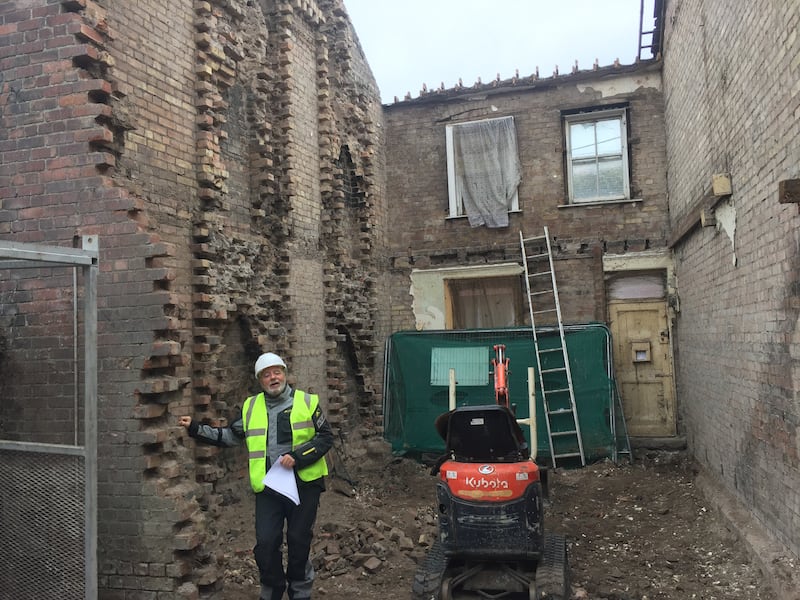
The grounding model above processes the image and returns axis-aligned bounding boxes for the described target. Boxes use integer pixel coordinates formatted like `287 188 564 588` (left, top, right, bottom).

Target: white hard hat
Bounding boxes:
254 352 287 378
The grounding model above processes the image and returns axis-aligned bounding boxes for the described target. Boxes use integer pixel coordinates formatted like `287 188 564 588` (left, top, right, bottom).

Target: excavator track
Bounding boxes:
535 534 569 600
411 540 447 600
411 537 568 600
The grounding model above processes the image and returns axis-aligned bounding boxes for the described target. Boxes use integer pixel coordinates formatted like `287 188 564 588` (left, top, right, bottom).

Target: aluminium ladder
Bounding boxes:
519 227 585 468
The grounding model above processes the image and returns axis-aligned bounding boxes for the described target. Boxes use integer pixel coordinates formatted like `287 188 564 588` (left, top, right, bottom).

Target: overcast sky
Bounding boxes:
343 1 656 104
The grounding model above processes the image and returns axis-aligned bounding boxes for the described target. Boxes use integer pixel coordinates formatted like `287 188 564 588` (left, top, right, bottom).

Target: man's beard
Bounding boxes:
265 382 287 398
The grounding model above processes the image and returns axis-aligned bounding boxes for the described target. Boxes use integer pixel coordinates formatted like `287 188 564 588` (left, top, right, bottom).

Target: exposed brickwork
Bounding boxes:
384 63 669 330
2 0 797 594
0 0 143 458
0 0 199 596
1 0 385 597
318 4 387 431
662 0 800 557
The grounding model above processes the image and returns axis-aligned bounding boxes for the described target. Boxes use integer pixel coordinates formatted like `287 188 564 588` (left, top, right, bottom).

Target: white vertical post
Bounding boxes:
448 368 456 411
528 367 537 460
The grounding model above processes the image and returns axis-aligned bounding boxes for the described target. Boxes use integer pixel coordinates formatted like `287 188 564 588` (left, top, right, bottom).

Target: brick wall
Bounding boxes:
384 65 669 331
0 0 198 595
0 0 130 450
0 0 385 596
662 0 800 556
94 0 198 595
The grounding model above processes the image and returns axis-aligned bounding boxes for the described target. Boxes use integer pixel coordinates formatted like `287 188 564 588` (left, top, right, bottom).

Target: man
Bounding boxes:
179 352 333 600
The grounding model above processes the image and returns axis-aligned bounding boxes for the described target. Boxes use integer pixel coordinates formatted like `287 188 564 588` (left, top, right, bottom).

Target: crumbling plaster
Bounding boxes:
577 72 662 96
714 199 737 266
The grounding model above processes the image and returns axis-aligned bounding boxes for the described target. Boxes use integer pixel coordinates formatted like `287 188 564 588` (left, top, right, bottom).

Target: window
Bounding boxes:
445 116 521 227
430 347 490 386
409 263 524 330
445 276 525 329
565 108 629 203
607 271 666 301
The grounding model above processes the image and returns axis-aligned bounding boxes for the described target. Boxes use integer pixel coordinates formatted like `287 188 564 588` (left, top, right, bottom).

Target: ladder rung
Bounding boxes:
544 387 571 395
553 452 583 459
523 228 585 467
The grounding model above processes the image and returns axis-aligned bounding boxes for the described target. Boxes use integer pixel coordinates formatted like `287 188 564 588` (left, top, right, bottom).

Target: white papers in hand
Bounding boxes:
263 460 300 505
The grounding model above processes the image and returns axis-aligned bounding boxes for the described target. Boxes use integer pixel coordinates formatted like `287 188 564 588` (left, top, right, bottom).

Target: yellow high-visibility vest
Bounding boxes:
242 389 328 493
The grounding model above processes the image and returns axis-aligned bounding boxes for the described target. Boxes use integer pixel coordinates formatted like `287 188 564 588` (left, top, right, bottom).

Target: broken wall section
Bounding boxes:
188 0 387 450
181 0 388 595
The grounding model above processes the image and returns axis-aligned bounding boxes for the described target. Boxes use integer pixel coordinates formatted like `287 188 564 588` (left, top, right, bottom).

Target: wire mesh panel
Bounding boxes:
0 447 86 600
0 239 98 600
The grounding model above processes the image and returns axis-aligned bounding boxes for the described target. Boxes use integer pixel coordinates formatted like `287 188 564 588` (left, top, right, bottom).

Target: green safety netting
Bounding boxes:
383 324 627 465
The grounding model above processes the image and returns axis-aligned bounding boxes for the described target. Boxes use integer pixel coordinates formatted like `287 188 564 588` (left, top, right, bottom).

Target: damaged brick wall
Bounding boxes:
662 0 800 557
1 0 199 596
384 64 669 330
1 0 386 597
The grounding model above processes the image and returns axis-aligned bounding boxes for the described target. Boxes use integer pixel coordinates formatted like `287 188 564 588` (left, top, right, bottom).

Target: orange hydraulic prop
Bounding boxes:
492 344 510 408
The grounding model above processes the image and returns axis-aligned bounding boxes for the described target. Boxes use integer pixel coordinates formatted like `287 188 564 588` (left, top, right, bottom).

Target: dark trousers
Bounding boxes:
254 484 322 600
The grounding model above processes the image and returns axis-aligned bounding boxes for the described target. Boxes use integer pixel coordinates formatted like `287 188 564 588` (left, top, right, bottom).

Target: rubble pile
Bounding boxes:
313 505 438 578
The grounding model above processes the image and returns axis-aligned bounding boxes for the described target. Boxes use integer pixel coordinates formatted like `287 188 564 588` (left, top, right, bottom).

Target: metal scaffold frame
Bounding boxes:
0 236 99 600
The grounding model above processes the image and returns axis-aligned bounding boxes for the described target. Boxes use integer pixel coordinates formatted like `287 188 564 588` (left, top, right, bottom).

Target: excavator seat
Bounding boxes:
435 404 529 463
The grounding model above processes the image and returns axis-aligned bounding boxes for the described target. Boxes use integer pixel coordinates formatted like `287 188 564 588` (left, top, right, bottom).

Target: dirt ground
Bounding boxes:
208 445 778 600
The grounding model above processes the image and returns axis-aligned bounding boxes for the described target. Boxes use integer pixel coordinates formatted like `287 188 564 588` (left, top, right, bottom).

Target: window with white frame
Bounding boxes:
445 116 521 227
564 108 629 204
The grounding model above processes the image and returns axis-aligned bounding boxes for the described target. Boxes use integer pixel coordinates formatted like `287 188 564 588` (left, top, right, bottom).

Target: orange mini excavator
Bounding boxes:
412 345 569 600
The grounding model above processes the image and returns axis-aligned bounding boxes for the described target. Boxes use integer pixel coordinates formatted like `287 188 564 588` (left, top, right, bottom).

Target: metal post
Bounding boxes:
82 235 98 600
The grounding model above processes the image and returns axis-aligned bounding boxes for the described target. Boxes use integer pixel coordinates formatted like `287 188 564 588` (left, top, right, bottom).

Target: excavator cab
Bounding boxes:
438 404 530 463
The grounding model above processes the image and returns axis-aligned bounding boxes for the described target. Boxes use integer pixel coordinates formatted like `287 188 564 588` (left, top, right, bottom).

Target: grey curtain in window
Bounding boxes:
454 116 521 228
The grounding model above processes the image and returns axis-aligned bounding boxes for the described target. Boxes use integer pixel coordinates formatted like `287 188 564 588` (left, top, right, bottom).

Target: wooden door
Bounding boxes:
608 300 676 436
